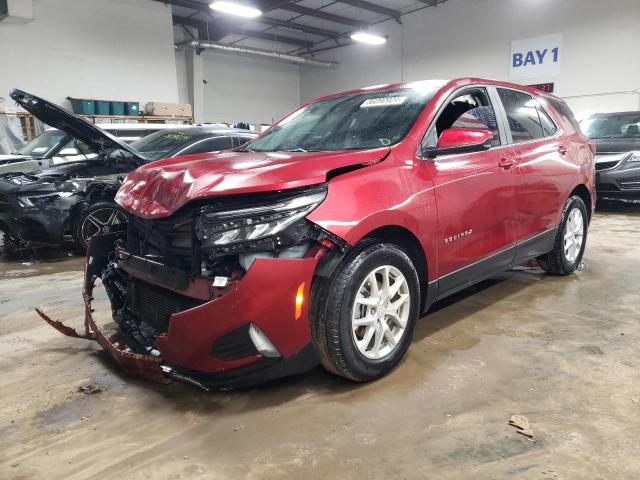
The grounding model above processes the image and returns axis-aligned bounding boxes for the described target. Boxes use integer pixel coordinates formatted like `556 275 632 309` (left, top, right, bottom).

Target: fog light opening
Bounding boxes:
248 324 281 358
295 282 305 320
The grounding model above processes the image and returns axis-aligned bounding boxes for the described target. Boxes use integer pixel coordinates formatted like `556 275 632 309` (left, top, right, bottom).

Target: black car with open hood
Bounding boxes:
0 90 148 251
0 90 255 251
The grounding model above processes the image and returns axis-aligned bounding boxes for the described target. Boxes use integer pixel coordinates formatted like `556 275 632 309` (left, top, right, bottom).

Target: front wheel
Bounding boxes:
74 202 127 251
538 195 588 275
311 241 420 381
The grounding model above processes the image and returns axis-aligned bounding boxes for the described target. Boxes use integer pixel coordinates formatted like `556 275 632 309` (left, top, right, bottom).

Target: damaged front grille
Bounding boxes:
127 278 202 334
126 212 198 274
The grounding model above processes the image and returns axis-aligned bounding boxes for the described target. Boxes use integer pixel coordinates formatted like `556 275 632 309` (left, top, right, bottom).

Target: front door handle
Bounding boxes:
558 145 568 156
499 157 516 169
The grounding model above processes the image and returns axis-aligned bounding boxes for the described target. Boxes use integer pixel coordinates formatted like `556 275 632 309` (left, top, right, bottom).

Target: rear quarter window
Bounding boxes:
546 97 582 133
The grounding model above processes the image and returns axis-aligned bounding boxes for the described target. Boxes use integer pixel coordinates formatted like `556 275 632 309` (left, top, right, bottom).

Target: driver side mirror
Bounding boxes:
425 128 494 158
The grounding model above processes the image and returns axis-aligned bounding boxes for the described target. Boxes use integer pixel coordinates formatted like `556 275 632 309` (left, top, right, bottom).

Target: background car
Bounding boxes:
580 111 640 202
0 89 256 251
0 123 186 176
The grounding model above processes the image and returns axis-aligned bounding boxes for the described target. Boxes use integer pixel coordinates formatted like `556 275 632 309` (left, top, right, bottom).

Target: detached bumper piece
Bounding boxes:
35 298 169 385
36 231 321 390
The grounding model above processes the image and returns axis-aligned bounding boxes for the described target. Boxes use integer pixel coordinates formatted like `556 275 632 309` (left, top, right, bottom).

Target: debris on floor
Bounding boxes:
508 414 534 438
78 383 109 395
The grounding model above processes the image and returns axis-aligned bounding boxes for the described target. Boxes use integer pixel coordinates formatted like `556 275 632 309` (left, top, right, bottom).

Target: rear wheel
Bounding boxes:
312 241 420 381
74 202 127 251
538 195 588 275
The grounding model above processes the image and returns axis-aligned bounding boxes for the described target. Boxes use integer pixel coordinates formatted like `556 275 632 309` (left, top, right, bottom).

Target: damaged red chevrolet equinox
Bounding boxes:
39 78 595 390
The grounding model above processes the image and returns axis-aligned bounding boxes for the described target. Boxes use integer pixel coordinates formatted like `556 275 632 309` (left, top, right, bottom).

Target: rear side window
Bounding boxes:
498 89 547 143
537 106 558 136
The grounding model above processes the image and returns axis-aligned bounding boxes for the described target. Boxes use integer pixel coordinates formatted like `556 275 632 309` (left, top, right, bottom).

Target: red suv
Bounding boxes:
39 78 595 390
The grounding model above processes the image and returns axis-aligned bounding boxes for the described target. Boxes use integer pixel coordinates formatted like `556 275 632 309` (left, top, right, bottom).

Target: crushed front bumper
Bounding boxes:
36 232 322 390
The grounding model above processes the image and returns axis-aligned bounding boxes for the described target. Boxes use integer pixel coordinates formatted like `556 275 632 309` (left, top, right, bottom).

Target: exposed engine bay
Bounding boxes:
87 184 345 366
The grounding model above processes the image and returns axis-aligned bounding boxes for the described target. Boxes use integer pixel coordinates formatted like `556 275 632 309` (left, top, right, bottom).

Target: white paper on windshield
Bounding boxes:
360 96 407 108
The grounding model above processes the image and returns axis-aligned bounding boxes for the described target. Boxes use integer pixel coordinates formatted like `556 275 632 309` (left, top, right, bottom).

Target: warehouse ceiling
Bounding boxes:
155 0 447 57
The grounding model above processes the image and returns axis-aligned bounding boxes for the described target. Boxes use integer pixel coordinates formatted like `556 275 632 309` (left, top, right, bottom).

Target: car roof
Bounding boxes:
311 77 563 103
583 111 640 118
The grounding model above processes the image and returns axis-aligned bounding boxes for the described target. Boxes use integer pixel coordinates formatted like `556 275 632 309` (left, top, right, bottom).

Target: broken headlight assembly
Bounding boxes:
195 186 327 273
196 187 326 248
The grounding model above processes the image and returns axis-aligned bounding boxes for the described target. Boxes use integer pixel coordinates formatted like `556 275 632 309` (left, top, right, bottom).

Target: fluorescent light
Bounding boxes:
350 31 386 45
210 1 262 18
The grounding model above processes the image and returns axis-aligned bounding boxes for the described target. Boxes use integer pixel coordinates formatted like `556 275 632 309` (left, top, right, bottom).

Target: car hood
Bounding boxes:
592 138 640 154
9 89 144 162
116 148 390 218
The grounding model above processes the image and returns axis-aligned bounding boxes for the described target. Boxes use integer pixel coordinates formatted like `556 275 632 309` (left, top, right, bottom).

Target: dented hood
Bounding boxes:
116 148 389 218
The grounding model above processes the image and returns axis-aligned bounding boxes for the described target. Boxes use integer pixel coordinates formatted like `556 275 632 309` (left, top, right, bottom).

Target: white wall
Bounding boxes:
198 51 301 127
300 0 640 116
0 0 179 111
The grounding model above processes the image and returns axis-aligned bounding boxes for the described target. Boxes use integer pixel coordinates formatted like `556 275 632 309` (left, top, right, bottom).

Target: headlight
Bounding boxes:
196 187 326 247
626 151 640 162
17 191 74 208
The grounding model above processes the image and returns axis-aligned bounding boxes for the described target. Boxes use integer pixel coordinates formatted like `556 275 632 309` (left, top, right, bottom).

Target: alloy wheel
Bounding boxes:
563 207 584 263
81 208 126 245
351 265 411 360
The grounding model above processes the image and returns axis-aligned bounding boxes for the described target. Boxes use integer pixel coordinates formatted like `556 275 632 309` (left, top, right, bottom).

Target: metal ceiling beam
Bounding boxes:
173 15 313 47
279 4 365 28
333 0 401 23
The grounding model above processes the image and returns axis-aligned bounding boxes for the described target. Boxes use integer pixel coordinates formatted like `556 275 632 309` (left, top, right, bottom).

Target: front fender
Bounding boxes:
307 159 438 281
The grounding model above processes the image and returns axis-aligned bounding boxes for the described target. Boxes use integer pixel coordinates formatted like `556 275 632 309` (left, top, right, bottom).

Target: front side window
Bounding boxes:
424 88 501 149
498 89 558 143
246 84 444 152
580 113 640 140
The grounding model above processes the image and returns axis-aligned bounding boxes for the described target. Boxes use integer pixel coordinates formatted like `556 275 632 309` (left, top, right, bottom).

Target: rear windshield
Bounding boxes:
580 113 640 139
246 83 443 152
130 130 196 161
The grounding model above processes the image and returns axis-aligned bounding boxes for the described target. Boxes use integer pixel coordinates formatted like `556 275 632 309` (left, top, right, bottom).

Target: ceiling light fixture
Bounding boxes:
209 1 262 18
350 31 386 45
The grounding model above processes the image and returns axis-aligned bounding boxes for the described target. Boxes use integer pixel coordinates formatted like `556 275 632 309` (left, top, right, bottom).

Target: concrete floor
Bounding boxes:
1 203 639 480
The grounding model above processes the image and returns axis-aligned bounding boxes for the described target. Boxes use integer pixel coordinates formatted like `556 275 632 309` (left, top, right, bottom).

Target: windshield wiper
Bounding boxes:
284 147 309 152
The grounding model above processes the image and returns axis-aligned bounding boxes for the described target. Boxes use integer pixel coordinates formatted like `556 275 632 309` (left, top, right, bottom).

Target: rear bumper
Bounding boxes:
38 232 322 389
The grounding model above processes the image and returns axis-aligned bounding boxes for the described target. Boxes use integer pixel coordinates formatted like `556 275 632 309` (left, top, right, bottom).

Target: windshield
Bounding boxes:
15 130 67 157
246 85 442 152
130 130 196 161
581 113 640 139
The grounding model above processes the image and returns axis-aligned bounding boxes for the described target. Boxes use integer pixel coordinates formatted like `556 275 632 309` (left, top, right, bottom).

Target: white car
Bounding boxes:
0 123 184 175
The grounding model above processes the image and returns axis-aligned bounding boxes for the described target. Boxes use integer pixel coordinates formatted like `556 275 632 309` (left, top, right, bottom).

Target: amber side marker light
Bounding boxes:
295 282 305 320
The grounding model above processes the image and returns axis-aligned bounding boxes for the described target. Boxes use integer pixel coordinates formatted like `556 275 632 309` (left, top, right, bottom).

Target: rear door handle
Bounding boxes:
499 157 516 169
558 145 568 156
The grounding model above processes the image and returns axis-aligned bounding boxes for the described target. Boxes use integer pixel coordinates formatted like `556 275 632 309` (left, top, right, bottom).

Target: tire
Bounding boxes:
538 195 588 275
73 201 127 251
311 241 421 381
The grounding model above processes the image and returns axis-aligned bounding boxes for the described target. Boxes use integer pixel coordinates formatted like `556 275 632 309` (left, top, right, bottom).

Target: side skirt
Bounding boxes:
429 226 558 303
